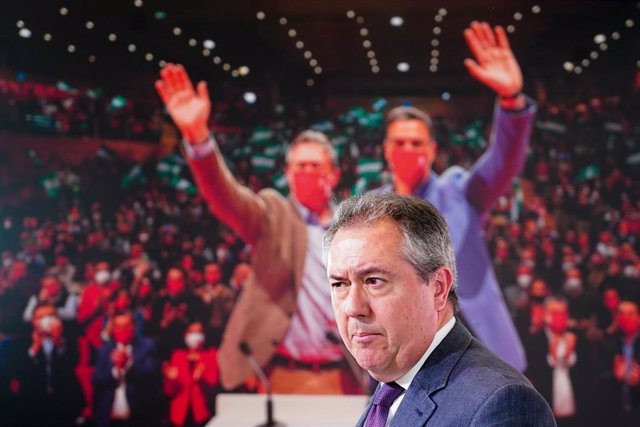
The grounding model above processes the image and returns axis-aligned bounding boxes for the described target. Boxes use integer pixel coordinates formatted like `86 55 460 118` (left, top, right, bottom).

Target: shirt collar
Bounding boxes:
395 317 456 390
289 194 334 228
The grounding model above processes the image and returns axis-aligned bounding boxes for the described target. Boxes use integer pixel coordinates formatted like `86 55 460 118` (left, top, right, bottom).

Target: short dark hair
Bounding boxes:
285 130 338 167
324 192 458 311
385 106 434 134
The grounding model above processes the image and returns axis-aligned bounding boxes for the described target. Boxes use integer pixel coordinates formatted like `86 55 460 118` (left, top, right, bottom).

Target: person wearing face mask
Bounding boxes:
596 300 640 426
22 276 78 323
163 322 218 427
155 67 361 394
562 268 597 334
376 21 534 371
195 263 236 346
94 312 160 427
21 305 83 426
524 297 589 427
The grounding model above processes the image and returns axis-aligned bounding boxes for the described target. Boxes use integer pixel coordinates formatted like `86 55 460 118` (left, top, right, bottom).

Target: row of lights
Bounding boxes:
257 11 320 86
563 18 636 75
428 8 448 74
346 10 379 74
504 4 542 34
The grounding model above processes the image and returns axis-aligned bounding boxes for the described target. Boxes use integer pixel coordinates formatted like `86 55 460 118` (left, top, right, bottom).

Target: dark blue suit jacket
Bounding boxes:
93 336 160 427
357 320 556 426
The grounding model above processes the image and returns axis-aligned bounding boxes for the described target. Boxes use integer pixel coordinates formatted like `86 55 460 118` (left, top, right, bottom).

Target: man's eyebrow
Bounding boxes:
328 267 394 280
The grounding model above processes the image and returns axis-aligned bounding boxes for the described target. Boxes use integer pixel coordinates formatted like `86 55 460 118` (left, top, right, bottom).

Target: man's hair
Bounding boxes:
385 106 434 134
285 130 338 167
324 192 458 311
543 295 568 310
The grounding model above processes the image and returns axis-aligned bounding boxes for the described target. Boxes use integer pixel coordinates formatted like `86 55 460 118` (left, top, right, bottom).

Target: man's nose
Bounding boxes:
344 284 371 318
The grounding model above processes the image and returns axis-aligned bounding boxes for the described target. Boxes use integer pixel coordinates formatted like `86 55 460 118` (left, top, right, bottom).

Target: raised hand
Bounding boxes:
463 21 524 108
155 64 211 144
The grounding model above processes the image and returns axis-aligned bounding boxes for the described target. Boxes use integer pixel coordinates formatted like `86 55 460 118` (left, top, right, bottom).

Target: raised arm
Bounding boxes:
461 22 535 212
155 64 265 244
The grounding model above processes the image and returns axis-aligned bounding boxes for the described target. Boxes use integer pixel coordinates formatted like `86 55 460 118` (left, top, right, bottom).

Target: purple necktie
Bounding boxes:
364 382 405 427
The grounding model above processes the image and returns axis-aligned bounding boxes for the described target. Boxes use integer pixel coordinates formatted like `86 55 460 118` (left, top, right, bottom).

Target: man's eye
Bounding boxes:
331 281 347 288
365 277 383 286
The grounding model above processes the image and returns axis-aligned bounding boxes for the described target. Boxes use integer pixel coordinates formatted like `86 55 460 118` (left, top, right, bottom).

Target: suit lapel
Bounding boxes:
390 320 472 427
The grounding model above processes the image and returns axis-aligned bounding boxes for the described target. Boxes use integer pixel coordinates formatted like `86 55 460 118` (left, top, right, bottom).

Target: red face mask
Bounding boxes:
113 327 134 345
618 316 640 337
389 149 428 191
547 312 569 334
167 279 185 297
292 171 331 213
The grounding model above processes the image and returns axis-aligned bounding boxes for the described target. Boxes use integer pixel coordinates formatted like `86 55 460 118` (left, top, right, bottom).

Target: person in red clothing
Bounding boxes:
163 321 219 427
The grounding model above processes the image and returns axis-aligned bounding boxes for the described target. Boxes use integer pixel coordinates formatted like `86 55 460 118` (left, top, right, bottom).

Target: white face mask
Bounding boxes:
2 258 12 268
517 275 532 289
95 270 111 285
38 315 56 333
184 332 205 349
564 278 583 292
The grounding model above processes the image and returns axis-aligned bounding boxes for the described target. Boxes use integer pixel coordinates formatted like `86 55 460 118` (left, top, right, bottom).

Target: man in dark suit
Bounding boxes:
325 193 555 426
93 312 160 427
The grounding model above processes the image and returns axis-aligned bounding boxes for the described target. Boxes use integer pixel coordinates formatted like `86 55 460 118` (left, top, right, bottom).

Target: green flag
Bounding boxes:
357 157 384 180
251 153 276 172
167 176 197 195
250 127 275 145
535 120 567 134
157 154 185 178
577 165 600 182
273 172 289 196
121 164 147 189
40 172 61 198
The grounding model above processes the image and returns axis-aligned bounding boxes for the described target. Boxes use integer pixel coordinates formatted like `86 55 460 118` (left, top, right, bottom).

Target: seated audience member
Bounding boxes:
23 275 78 323
163 322 219 427
195 263 235 346
93 312 160 427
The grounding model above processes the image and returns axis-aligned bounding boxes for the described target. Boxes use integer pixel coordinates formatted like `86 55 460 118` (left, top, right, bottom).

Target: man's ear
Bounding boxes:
432 267 453 311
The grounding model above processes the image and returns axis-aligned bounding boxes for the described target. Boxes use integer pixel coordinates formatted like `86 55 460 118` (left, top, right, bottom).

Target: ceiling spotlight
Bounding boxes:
438 8 448 16
43 33 52 42
507 25 516 33
108 33 117 42
430 65 438 73
86 21 94 29
243 92 257 104
563 61 575 72
612 32 620 40
390 16 404 27
238 66 250 76
371 65 380 73
599 43 608 51
363 40 371 48
314 66 323 74
367 50 376 58
202 49 211 56
431 39 440 47
574 66 583 74
213 56 221 64
304 51 312 59
431 58 439 65
203 39 215 49
532 5 541 14
432 49 440 57
159 60 167 67
279 17 288 25
433 26 442 35
60 7 69 16
67 44 76 53
590 51 599 59
134 0 143 7
637 60 640 68
594 34 606 44
288 29 297 37
223 63 231 71
360 28 369 36
346 10 356 19
625 19 634 28
128 44 136 52
296 41 304 49
369 58 378 66
16 20 24 28
309 59 318 67
154 11 167 20
173 27 182 36
356 16 364 24
188 39 197 47
306 79 315 87
89 55 96 63
256 11 266 20
397 62 410 72
441 92 451 101
435 15 443 23
18 28 32 38
231 70 239 78
581 59 590 67
514 12 523 21
145 53 154 61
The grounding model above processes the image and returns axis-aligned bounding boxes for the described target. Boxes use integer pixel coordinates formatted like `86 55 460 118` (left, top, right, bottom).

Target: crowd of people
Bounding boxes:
1 69 639 426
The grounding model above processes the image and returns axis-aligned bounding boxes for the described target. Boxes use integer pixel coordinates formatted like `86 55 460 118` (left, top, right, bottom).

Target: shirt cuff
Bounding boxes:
183 136 217 159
